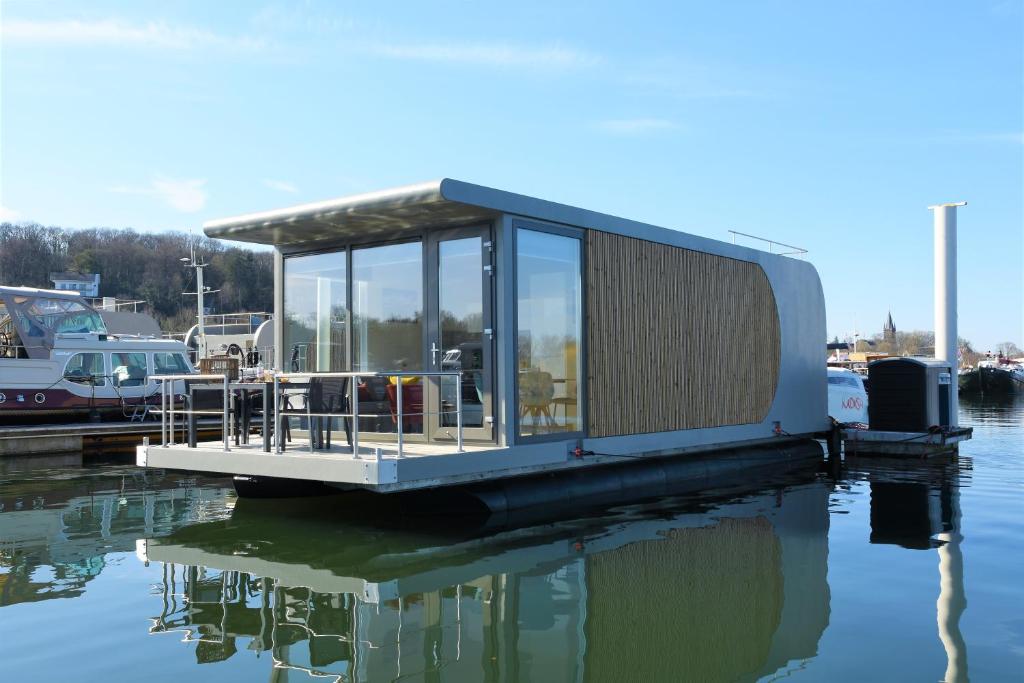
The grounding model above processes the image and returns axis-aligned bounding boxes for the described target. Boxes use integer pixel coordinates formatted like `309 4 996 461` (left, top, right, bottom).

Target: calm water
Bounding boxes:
1 399 1022 682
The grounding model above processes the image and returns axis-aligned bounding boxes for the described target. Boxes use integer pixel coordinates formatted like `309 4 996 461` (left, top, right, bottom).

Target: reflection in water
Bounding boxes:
140 480 831 682
0 465 229 607
1 416 1000 682
853 456 970 683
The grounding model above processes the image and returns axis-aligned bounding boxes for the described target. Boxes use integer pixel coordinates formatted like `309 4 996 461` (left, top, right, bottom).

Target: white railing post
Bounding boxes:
456 371 464 453
222 373 230 452
168 379 175 446
351 375 360 459
161 379 168 447
273 373 282 454
396 379 404 458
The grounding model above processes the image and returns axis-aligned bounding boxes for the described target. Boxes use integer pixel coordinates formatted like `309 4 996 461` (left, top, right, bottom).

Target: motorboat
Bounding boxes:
827 366 868 425
0 286 195 422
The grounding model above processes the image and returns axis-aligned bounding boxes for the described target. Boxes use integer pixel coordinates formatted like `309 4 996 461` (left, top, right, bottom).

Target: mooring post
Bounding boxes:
930 201 965 428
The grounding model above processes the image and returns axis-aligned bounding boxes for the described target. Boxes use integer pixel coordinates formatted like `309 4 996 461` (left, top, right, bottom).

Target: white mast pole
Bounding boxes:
930 201 965 427
196 261 207 360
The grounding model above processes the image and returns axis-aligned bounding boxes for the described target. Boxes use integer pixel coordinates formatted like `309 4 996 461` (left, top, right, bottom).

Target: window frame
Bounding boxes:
511 219 586 444
63 352 108 386
152 351 192 376
110 351 149 388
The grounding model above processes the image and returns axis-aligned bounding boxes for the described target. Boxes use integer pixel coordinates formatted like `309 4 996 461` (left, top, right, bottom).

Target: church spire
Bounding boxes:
883 311 896 341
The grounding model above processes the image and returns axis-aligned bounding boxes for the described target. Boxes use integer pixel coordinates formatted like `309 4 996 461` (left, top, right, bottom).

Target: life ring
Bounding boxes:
0 392 6 403
34 392 46 404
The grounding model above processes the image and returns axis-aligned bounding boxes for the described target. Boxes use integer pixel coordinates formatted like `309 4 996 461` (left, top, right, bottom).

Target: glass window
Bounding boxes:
352 242 423 372
516 229 582 436
284 252 347 372
26 298 106 335
64 352 106 386
154 352 191 375
439 237 484 428
112 352 148 387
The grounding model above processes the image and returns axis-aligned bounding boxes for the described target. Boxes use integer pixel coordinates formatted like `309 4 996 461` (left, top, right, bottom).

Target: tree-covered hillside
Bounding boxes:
0 222 273 333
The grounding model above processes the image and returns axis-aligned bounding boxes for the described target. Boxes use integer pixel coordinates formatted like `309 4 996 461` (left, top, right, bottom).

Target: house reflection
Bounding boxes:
143 481 832 682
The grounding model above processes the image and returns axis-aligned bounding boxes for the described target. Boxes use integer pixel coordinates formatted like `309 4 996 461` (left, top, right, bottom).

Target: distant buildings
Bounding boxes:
49 271 100 297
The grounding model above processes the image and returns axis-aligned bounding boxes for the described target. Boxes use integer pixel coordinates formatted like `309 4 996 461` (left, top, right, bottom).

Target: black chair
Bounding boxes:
307 376 351 449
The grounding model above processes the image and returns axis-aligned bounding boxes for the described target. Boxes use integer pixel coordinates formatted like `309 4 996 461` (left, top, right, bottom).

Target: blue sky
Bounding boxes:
1 0 1021 349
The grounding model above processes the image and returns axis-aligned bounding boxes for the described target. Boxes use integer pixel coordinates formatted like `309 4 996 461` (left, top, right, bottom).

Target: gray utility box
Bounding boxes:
867 357 952 431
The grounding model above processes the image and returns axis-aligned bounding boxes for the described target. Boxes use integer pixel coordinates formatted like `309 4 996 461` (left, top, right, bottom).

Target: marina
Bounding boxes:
0 396 1020 681
1 4 1019 680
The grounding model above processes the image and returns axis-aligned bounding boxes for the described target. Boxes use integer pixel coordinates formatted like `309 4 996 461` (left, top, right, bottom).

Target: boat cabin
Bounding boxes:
138 179 827 495
0 286 194 419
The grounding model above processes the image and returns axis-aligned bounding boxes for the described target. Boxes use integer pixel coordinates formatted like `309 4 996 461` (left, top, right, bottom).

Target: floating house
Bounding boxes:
137 179 827 500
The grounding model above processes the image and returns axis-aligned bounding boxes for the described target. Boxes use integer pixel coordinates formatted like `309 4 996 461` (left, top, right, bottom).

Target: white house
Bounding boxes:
49 271 100 297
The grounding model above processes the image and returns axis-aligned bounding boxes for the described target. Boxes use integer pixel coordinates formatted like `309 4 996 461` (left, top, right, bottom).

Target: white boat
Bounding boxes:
0 286 195 422
827 367 868 425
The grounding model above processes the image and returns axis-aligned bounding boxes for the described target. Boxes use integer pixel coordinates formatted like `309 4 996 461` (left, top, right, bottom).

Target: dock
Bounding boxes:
841 426 973 457
0 420 223 456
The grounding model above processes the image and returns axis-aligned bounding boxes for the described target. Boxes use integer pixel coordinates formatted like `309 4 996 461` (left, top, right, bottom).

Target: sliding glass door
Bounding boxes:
282 229 495 444
426 227 494 442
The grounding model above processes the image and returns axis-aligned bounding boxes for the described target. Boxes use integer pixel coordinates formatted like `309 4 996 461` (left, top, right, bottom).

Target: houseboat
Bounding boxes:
0 286 195 422
136 179 828 504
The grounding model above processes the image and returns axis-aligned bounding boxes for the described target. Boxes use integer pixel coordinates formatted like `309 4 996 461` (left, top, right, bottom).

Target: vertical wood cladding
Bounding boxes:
585 231 780 437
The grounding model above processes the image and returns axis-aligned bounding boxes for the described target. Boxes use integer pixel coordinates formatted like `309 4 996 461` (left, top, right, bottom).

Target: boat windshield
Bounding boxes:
24 298 107 335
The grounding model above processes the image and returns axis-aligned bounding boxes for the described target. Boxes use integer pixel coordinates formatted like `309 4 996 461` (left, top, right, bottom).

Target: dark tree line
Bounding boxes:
0 222 273 333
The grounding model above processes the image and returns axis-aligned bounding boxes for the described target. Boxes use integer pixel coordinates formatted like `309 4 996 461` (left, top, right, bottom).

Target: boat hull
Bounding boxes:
960 366 1019 395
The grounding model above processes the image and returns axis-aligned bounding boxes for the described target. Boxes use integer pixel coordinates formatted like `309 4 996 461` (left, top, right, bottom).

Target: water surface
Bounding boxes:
1 399 1021 681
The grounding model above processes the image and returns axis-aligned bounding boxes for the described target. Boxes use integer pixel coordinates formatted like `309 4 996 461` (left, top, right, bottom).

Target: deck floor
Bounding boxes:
161 435 500 460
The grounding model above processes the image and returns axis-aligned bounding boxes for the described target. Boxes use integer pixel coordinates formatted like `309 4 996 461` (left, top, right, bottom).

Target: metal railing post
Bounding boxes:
396 380 404 458
351 375 360 459
168 380 175 446
222 374 230 452
456 371 464 453
160 379 167 447
273 374 282 454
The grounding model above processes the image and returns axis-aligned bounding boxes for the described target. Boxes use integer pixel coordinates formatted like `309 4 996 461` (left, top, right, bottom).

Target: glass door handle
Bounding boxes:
431 342 441 366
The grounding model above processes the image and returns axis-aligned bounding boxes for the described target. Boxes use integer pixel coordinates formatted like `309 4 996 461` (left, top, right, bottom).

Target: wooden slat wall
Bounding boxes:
586 231 780 437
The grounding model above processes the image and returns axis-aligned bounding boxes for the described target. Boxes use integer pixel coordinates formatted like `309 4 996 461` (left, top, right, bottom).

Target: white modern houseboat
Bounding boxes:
0 286 194 422
137 179 828 502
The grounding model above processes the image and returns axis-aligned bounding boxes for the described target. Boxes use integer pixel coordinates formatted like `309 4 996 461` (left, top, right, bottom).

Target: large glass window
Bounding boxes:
153 352 191 375
27 299 106 335
284 252 347 372
64 352 107 386
111 352 148 387
352 242 423 372
439 237 484 428
517 229 582 436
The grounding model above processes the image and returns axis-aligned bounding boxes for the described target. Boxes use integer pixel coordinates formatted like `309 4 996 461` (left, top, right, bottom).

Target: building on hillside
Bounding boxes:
49 272 100 297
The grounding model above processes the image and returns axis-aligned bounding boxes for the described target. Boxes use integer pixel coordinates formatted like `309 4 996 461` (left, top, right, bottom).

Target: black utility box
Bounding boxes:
867 357 953 431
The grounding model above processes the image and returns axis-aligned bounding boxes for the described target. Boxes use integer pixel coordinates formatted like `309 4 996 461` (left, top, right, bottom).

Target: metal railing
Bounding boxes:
148 370 465 459
728 230 808 257
273 371 464 458
153 374 231 451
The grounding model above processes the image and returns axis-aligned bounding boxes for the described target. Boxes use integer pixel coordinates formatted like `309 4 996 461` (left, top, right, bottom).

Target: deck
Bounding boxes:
136 438 577 493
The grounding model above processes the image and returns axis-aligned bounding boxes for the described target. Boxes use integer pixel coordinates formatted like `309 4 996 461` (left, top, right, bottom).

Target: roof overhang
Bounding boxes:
203 179 504 248
199 178 806 273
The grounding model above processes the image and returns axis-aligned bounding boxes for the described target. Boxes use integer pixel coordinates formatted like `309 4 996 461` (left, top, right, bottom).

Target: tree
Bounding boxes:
996 341 1022 358
0 222 273 333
